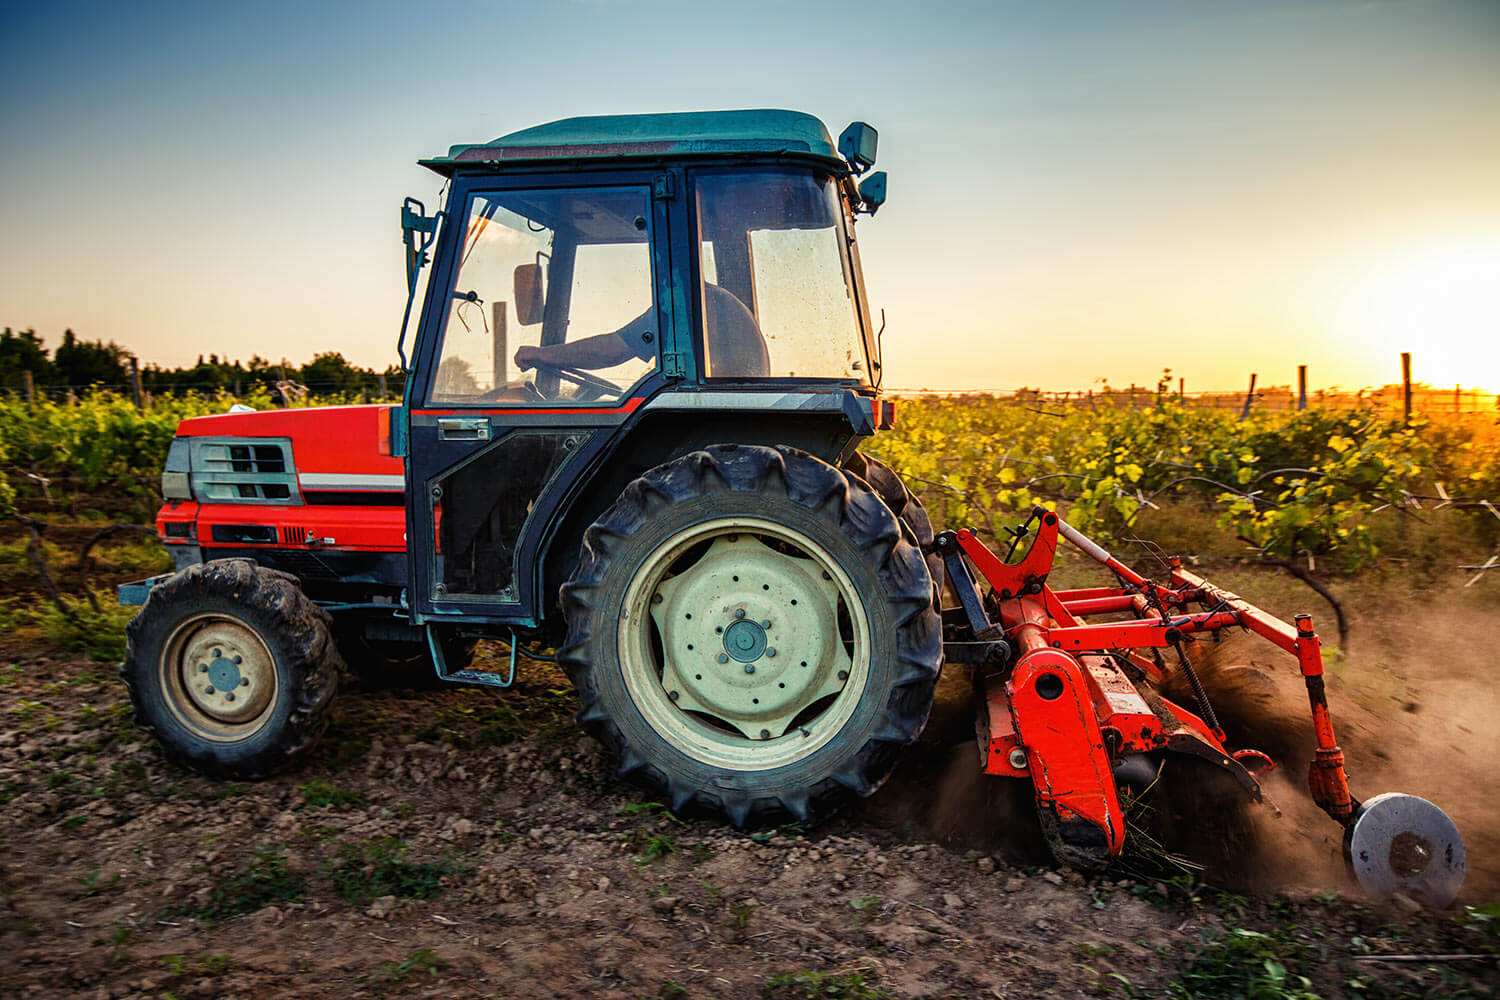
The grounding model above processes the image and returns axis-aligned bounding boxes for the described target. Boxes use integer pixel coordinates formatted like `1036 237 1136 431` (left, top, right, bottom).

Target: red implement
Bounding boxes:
941 507 1355 869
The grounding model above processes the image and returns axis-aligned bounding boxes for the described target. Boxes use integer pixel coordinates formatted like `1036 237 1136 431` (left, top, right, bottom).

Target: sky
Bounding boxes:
2 0 1497 393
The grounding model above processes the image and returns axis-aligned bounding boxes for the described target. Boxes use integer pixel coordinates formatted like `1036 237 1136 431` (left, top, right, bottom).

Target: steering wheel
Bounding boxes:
527 360 622 399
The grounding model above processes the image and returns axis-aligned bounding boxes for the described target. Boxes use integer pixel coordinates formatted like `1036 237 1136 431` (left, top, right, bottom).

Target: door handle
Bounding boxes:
437 417 491 441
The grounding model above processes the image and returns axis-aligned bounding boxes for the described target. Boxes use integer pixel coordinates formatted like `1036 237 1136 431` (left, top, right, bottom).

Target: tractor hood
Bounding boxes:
175 404 404 494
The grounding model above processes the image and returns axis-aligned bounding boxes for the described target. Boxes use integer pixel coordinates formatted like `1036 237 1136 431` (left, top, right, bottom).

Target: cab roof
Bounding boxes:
420 109 844 175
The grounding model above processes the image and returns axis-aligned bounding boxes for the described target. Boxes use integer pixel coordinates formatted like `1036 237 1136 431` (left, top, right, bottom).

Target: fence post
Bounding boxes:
1239 373 1257 420
23 370 34 405
1297 365 1307 411
378 372 388 399
1455 384 1461 415
1178 377 1185 402
1401 352 1412 426
130 357 144 410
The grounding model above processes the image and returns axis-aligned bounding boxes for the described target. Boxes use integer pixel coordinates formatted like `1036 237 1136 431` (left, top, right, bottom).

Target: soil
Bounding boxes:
2 517 1498 999
4 603 1498 1000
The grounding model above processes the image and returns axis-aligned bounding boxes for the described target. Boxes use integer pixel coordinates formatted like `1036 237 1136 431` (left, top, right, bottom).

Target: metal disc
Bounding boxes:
1347 792 1466 907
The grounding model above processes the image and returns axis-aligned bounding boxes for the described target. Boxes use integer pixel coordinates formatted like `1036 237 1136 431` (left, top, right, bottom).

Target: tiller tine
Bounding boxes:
939 507 1467 905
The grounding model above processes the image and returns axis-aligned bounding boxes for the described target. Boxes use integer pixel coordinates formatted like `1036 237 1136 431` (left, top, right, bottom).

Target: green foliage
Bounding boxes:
298 779 363 809
178 845 306 924
32 597 135 661
1461 903 1500 954
764 970 888 999
327 838 454 905
1169 927 1320 999
369 948 446 984
869 395 1498 569
635 833 679 865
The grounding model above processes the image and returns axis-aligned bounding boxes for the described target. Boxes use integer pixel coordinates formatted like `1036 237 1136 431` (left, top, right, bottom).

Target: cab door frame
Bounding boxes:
403 165 686 627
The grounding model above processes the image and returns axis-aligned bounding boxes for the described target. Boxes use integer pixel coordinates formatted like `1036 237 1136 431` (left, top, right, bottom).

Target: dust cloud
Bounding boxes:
867 584 1499 901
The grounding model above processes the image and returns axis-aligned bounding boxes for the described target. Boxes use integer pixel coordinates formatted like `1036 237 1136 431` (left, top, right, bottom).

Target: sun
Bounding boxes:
1335 239 1500 393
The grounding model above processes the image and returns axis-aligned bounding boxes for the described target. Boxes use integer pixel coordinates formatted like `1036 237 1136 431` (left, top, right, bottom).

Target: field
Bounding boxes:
2 392 1499 998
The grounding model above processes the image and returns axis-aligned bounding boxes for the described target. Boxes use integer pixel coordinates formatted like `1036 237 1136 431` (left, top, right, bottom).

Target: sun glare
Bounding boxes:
1336 240 1500 393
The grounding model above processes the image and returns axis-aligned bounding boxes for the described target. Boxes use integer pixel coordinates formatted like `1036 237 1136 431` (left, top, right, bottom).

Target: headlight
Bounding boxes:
161 437 192 500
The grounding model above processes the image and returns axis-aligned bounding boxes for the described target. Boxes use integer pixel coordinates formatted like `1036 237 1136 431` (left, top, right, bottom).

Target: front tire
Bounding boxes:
560 445 943 826
121 559 341 779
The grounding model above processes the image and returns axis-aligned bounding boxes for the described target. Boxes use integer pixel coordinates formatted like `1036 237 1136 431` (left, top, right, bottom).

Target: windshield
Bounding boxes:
694 170 870 382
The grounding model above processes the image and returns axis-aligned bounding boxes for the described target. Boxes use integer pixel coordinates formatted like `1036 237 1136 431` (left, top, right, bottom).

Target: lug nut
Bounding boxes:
668 691 679 701
715 626 723 634
225 692 236 702
760 729 771 740
197 663 208 673
766 648 777 658
734 609 745 619
744 664 756 674
838 670 849 681
717 654 729 664
204 686 215 695
761 620 771 628
232 655 242 665
240 678 250 687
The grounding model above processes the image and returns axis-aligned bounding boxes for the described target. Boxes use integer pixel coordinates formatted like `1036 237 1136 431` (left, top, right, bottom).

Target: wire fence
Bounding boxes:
886 385 1500 418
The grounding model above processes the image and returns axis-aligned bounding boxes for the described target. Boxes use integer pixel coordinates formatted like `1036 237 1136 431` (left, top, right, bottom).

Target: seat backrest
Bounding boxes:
703 283 769 377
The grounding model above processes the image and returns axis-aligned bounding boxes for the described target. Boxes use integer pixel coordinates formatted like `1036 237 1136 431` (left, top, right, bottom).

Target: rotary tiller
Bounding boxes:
937 506 1467 906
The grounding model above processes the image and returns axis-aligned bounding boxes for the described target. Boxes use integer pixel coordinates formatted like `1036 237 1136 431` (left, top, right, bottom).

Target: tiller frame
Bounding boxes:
937 507 1357 871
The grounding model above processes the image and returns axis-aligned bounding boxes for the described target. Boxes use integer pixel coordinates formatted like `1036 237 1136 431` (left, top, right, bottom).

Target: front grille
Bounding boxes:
190 437 301 504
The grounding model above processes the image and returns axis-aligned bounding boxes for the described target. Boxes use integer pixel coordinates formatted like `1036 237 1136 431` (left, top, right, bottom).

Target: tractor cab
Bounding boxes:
396 111 895 630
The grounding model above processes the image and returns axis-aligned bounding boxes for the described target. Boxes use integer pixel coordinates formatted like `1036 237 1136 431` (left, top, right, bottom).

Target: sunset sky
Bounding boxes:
2 0 1496 393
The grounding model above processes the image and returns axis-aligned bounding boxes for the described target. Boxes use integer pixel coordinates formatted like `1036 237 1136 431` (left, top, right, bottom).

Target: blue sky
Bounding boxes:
3 0 1497 390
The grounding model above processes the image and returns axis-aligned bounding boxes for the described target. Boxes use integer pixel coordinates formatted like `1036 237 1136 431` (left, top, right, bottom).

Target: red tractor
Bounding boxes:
119 110 1465 906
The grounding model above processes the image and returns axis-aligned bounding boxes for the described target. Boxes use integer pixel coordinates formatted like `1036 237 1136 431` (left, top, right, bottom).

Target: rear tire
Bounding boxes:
844 451 943 601
560 445 942 826
121 559 341 779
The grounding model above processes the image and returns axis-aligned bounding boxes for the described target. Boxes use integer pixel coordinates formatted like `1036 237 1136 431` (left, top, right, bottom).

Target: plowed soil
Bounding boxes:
3 578 1498 1000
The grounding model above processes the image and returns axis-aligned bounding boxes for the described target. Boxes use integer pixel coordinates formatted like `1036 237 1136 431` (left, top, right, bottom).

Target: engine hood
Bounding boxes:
177 404 404 488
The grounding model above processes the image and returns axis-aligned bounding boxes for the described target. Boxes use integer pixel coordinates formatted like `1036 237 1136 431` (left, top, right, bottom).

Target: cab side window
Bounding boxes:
431 187 658 404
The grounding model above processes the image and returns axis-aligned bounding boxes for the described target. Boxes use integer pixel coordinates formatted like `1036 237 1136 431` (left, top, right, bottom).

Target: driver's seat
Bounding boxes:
703 283 770 378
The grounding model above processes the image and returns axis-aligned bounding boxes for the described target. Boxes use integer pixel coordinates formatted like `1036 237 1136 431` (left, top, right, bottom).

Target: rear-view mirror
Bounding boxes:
513 263 544 325
858 171 887 215
839 122 878 173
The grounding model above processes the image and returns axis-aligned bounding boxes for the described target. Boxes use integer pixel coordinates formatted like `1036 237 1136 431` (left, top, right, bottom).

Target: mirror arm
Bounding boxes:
396 198 445 374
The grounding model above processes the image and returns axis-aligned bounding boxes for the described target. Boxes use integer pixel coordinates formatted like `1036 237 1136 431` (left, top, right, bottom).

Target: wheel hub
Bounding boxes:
722 619 767 662
649 533 854 742
207 656 242 692
171 619 277 731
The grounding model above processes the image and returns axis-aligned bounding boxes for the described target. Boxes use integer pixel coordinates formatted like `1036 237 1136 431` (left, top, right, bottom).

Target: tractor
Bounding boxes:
117 110 1465 906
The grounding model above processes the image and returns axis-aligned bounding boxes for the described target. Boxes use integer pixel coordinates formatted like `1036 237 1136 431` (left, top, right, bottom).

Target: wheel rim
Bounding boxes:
619 516 871 771
158 613 279 742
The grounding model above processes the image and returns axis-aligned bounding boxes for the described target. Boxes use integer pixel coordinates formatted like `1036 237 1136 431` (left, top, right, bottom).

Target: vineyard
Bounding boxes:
3 390 1500 998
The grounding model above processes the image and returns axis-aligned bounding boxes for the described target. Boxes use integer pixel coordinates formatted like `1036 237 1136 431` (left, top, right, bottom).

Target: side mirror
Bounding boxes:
858 171 887 215
513 263 544 326
838 122 878 174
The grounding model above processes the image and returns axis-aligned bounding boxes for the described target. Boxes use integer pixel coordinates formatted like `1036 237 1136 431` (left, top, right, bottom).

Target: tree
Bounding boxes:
299 352 369 395
52 329 129 389
0 327 55 391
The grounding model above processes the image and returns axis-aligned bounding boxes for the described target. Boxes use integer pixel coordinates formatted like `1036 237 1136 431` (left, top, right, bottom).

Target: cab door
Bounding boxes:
404 172 680 625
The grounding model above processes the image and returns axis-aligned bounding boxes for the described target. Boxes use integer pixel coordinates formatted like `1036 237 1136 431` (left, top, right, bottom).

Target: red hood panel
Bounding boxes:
177 405 404 479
